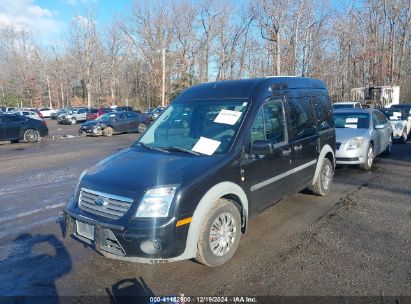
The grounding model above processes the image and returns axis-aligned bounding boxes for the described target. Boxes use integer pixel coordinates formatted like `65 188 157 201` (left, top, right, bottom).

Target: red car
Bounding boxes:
86 107 114 121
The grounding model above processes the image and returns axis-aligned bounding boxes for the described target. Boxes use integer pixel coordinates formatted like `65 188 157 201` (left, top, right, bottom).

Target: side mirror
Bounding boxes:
375 124 385 130
250 140 273 155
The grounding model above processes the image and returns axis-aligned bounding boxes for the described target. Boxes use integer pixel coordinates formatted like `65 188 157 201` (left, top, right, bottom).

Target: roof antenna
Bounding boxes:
213 67 222 88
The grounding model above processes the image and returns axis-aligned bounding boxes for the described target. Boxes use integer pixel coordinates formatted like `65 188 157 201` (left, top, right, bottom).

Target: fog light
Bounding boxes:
140 239 162 254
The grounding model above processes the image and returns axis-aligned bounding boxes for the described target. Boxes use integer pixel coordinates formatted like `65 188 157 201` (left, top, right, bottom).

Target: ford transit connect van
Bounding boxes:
62 77 336 267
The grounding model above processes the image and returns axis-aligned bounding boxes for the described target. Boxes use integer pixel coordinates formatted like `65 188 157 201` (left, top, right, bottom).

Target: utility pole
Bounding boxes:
162 48 166 107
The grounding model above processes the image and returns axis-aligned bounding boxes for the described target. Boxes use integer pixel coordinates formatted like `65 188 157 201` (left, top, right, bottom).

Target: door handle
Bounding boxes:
280 148 292 156
294 144 303 151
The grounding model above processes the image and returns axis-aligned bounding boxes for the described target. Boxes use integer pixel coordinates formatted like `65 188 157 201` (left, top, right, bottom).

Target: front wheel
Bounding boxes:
196 199 241 267
401 129 407 144
71 118 77 125
383 135 392 155
311 158 333 196
103 126 113 137
24 129 40 143
361 144 374 170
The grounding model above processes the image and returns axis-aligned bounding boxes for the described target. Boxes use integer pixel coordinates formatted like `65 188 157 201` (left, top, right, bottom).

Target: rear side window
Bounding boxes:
250 99 287 145
287 97 316 140
2 115 25 123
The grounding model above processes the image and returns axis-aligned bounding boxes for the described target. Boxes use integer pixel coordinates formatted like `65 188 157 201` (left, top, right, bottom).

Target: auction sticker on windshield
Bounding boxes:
214 109 242 125
192 137 221 155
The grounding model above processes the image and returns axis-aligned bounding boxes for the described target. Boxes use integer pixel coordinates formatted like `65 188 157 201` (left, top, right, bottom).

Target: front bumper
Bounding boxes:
80 126 101 136
62 198 190 263
57 117 71 124
336 144 367 165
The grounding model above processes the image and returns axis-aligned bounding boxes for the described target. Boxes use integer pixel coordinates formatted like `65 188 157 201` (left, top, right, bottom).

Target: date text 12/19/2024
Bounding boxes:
149 296 258 303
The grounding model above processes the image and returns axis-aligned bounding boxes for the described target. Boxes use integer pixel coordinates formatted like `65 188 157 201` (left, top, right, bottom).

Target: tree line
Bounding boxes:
0 0 410 110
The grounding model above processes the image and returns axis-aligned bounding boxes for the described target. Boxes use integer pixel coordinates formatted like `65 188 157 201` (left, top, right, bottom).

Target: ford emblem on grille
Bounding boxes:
95 197 108 207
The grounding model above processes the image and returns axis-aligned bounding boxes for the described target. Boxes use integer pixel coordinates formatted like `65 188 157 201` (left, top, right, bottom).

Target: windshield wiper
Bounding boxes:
162 146 201 155
138 142 169 153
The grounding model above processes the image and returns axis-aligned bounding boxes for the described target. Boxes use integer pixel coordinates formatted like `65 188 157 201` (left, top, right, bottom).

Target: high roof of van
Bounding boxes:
176 77 327 101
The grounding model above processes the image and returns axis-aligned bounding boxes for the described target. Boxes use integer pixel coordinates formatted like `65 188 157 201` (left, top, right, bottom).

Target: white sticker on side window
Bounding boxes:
346 118 358 123
214 110 242 125
393 112 401 117
345 124 357 128
191 137 221 155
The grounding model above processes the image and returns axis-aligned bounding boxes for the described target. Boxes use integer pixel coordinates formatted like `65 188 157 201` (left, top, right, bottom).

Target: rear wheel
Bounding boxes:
71 117 77 125
24 129 40 143
361 144 374 170
103 126 113 137
196 199 241 267
138 122 147 133
311 158 333 196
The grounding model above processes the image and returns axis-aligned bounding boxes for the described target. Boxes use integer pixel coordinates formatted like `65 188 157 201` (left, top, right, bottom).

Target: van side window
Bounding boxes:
287 97 316 140
311 95 333 130
250 99 287 145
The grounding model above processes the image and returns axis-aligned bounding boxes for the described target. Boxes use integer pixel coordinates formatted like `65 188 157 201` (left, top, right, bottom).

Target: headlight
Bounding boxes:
395 122 403 130
135 186 177 218
75 169 87 193
346 137 364 150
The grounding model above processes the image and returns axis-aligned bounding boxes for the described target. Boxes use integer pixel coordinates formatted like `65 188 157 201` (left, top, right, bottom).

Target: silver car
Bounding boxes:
57 108 88 124
334 108 392 170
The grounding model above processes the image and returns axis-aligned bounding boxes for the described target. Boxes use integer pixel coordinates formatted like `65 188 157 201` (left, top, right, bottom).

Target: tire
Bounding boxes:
383 135 392 155
401 129 407 144
138 123 147 133
23 129 40 143
361 144 374 170
311 158 333 196
196 199 241 267
103 126 113 137
79 129 86 136
71 117 77 125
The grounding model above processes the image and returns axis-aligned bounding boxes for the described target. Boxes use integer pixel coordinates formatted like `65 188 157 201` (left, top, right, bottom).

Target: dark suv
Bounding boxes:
62 77 336 267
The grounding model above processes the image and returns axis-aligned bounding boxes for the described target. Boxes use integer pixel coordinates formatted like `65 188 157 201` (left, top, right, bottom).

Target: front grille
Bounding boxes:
79 188 133 220
336 142 341 150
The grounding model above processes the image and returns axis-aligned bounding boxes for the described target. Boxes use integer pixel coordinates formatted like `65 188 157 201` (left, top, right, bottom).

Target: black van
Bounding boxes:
62 77 336 267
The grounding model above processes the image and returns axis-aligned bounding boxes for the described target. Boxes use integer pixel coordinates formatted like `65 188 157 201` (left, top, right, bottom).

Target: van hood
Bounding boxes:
80 146 228 201
336 127 370 143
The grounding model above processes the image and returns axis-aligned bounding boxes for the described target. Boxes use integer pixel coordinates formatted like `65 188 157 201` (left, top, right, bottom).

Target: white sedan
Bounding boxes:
38 107 56 118
7 110 43 120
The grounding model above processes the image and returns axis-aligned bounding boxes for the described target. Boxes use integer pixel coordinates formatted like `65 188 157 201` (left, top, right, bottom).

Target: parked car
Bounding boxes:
389 104 411 116
0 107 15 113
79 111 149 136
116 106 134 112
8 110 43 120
57 108 89 124
62 77 336 267
334 108 392 170
148 106 165 121
332 102 362 110
380 108 411 143
51 109 67 120
86 107 114 121
38 107 56 118
0 114 48 143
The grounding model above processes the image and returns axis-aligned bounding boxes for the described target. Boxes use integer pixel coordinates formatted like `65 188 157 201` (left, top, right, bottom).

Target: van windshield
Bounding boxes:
138 99 249 155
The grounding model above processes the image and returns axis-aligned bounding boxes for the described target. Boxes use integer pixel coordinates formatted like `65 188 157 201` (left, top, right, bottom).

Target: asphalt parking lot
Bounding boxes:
0 119 410 301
